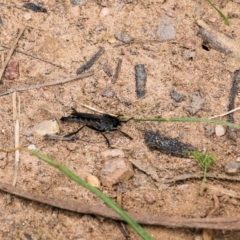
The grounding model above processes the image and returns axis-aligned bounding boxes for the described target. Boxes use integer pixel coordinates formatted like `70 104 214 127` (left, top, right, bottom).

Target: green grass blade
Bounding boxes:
119 116 240 129
206 0 230 25
29 150 153 240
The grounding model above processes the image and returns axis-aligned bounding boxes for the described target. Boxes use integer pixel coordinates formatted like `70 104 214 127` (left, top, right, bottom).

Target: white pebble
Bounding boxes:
215 125 226 137
86 175 101 189
24 13 32 21
100 8 110 18
34 120 60 136
27 144 36 150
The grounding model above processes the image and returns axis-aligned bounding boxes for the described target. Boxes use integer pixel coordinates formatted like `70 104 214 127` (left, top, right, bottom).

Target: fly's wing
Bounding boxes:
61 109 121 132
61 109 103 124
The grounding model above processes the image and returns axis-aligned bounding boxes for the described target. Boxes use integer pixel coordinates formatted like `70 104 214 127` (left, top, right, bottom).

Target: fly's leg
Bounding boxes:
99 132 111 148
85 125 111 147
119 130 133 140
64 125 86 137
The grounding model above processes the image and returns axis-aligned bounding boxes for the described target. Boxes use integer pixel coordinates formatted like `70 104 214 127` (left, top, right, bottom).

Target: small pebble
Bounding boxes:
170 90 186 102
225 161 240 175
215 125 226 137
114 31 134 44
100 8 110 18
184 39 196 50
101 88 115 98
101 149 125 158
182 49 196 61
34 120 60 136
24 13 32 21
27 144 36 150
204 125 214 137
86 175 101 189
5 60 19 80
143 191 156 204
101 158 134 187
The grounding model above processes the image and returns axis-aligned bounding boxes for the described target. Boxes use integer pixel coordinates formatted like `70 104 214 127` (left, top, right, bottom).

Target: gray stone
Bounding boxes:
170 90 186 102
156 15 176 41
185 92 205 115
225 161 240 175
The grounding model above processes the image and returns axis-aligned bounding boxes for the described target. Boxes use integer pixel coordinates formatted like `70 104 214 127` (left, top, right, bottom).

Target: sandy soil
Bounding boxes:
1 0 240 239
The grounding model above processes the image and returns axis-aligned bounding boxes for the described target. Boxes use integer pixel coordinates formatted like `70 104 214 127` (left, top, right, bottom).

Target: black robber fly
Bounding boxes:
60 108 132 147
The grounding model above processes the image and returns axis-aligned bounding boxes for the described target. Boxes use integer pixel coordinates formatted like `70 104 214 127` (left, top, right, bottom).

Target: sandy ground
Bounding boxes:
1 0 240 239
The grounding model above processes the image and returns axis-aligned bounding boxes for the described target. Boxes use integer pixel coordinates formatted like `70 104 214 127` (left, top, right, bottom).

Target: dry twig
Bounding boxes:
12 92 20 187
162 173 240 183
0 45 65 69
0 71 94 97
79 102 118 117
0 181 240 230
209 107 240 119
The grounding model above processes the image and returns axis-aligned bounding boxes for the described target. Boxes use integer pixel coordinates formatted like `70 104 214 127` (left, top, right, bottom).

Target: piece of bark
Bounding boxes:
197 20 240 57
227 70 240 139
76 47 105 74
145 130 196 157
112 59 122 84
135 64 147 99
23 3 47 13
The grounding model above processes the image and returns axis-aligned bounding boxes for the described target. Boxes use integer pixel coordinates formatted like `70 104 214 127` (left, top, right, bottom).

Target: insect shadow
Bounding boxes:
59 108 132 147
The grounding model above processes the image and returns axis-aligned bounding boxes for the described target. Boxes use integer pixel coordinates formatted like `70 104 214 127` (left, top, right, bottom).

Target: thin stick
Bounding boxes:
0 26 26 84
0 45 65 69
12 92 20 186
126 116 240 130
0 71 94 97
79 103 118 117
209 106 240 119
0 181 240 230
161 173 240 184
